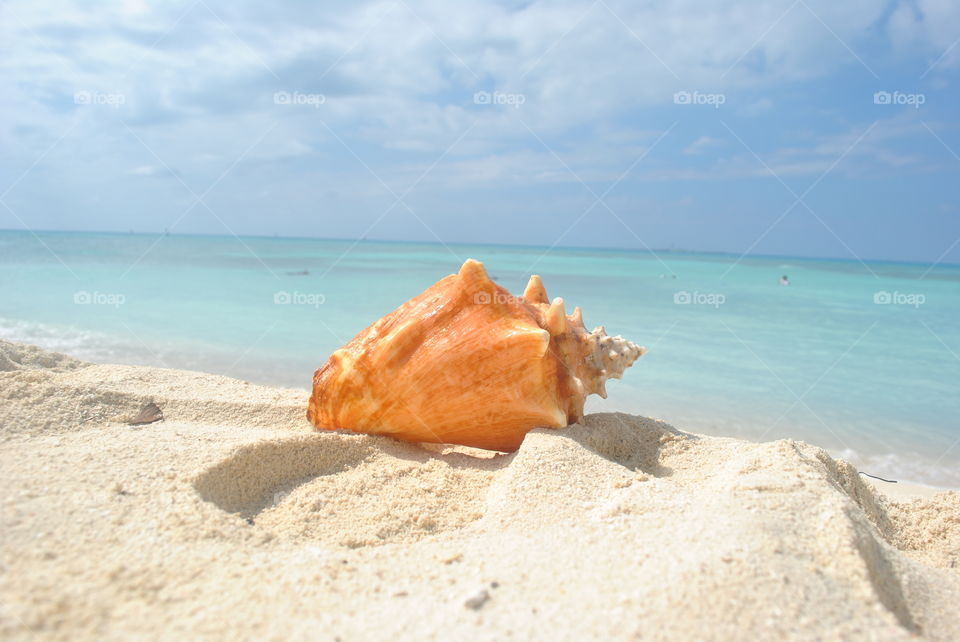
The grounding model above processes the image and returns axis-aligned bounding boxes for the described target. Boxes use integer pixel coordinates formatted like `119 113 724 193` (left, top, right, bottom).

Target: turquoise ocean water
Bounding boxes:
1 230 958 486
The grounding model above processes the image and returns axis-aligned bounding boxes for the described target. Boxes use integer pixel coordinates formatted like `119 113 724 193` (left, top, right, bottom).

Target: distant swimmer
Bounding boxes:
779 274 790 286
286 269 310 276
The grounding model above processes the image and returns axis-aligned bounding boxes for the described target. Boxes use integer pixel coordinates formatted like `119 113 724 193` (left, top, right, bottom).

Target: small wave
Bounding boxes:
0 317 306 388
832 448 960 490
0 317 137 363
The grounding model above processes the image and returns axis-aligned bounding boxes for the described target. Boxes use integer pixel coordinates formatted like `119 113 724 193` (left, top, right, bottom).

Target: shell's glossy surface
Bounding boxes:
307 259 645 451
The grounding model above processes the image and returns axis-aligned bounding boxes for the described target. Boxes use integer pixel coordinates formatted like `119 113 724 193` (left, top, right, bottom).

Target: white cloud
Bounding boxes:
888 0 960 71
683 136 724 155
0 0 900 146
125 165 163 176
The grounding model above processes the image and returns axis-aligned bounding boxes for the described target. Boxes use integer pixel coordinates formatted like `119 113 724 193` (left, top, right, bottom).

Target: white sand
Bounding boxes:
1 340 958 641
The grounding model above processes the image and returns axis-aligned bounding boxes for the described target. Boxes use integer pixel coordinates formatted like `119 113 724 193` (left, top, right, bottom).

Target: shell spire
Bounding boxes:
307 259 646 451
590 327 646 382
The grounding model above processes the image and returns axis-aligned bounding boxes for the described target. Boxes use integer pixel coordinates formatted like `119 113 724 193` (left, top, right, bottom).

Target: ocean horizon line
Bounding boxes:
2 227 957 270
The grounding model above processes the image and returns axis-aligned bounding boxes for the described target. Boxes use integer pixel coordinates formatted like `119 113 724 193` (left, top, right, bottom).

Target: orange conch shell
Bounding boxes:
307 259 646 451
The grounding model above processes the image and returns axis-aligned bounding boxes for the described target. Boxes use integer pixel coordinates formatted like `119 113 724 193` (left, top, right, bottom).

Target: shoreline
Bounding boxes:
0 324 960 490
0 318 960 488
2 326 956 491
2 340 959 640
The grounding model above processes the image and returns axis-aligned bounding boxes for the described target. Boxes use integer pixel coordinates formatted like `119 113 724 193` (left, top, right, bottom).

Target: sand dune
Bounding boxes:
1 340 958 640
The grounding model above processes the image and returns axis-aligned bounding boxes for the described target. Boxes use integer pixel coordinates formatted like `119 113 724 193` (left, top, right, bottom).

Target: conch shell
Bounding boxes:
307 259 646 451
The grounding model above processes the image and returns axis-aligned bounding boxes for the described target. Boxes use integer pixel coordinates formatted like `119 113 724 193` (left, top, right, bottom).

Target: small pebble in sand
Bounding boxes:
464 588 490 610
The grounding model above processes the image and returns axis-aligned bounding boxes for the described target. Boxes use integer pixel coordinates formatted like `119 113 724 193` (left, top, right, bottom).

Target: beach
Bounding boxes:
1 339 958 640
5 0 959 638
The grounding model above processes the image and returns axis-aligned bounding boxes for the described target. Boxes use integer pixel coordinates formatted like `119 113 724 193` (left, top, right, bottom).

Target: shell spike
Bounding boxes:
546 297 568 335
523 275 549 304
570 306 584 328
458 258 491 283
596 379 608 399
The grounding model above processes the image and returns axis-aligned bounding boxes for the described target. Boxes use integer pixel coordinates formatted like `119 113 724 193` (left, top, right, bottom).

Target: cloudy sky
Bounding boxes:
1 0 958 263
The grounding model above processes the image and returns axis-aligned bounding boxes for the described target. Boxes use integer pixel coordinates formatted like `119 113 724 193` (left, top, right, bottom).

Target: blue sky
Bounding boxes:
1 0 958 263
